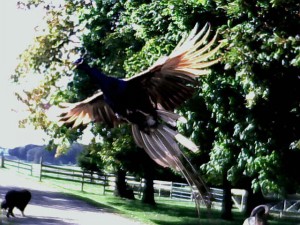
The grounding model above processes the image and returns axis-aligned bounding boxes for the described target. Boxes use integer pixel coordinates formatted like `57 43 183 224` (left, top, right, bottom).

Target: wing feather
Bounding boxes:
58 92 119 128
144 133 175 167
133 125 173 168
126 23 221 110
131 123 211 208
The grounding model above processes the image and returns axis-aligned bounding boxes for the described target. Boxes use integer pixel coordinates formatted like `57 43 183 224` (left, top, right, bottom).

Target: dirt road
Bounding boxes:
0 170 146 225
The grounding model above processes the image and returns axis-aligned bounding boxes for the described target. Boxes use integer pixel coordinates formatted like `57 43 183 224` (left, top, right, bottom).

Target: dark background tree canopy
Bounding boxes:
7 143 83 165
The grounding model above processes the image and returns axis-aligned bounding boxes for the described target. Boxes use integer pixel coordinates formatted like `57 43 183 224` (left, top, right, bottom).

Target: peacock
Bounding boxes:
59 23 222 210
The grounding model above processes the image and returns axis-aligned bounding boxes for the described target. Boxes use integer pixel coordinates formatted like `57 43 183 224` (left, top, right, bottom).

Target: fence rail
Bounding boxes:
40 163 116 193
0 156 247 211
270 196 300 218
1 157 33 176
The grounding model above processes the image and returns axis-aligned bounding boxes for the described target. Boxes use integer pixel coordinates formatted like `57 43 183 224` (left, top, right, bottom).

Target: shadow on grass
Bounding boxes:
93 197 300 225
57 191 119 213
106 198 211 217
148 205 249 225
104 198 246 225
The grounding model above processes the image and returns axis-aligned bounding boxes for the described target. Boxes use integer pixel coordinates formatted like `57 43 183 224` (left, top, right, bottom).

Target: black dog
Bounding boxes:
1 189 31 217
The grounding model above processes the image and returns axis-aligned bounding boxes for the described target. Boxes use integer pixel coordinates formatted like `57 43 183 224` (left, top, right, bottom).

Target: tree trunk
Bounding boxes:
142 171 156 205
141 153 156 205
114 168 126 197
239 177 265 216
221 172 233 220
245 188 265 216
90 170 94 182
114 168 134 199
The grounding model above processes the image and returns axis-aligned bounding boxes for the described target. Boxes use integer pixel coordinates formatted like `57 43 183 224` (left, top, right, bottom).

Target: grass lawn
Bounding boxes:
37 176 300 225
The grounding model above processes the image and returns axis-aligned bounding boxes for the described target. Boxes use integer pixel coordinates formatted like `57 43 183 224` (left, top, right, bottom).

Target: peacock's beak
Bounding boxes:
68 58 83 71
73 58 84 66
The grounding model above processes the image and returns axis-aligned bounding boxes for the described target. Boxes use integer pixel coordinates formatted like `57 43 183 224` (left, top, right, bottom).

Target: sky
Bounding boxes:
0 1 50 148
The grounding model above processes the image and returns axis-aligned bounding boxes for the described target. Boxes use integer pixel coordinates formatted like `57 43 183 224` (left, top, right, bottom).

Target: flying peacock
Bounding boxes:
59 23 222 210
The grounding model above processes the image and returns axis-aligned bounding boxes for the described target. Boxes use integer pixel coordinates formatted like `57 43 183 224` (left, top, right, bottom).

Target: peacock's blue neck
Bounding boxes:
78 64 105 86
77 63 126 97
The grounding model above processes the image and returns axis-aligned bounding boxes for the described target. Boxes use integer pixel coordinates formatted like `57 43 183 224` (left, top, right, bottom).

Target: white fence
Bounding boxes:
270 195 300 218
126 177 248 211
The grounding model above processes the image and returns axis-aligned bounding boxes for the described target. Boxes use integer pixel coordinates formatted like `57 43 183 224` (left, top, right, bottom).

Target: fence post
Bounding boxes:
139 178 143 198
39 157 43 181
241 189 248 212
30 164 33 176
0 153 4 168
158 182 161 197
81 171 85 192
170 182 173 198
103 174 107 195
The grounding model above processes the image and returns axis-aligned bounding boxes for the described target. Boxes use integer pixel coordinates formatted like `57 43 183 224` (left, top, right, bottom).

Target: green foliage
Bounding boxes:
88 124 161 178
77 146 104 172
196 0 300 196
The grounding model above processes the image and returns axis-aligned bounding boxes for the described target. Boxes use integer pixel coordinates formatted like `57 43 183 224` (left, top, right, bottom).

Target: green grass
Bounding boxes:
38 176 300 225
3 169 300 225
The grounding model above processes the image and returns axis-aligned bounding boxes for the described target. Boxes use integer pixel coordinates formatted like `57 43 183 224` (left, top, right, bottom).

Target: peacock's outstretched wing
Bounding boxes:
126 23 222 110
58 91 120 128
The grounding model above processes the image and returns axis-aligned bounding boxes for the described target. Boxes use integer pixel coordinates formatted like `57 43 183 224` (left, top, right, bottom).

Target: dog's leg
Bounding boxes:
7 207 15 217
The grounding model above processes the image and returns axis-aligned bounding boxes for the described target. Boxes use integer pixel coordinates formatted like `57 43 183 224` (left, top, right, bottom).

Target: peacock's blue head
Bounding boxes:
73 58 84 66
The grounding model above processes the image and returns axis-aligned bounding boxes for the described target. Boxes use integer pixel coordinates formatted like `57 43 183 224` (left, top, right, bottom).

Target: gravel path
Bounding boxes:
0 170 146 225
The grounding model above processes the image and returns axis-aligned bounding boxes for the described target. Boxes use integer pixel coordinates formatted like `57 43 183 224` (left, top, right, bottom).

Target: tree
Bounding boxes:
192 0 300 216
89 124 161 203
77 145 103 175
